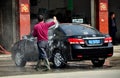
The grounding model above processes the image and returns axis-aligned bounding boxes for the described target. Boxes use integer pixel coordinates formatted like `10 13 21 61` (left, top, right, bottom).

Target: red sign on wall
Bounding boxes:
19 0 30 39
20 4 29 13
100 2 108 11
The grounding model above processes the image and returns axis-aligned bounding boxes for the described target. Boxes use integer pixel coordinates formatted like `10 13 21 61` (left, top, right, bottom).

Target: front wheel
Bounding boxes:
52 50 67 68
14 52 26 67
91 58 105 67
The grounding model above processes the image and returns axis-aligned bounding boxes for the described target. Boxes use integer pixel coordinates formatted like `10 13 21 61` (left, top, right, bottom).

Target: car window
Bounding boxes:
54 28 65 37
60 25 100 36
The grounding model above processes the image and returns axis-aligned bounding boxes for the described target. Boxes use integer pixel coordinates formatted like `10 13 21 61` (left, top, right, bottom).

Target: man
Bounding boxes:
33 15 57 71
109 12 117 45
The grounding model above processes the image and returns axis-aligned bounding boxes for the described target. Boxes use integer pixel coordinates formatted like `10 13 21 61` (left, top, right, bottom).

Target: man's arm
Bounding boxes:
46 16 57 28
32 28 37 37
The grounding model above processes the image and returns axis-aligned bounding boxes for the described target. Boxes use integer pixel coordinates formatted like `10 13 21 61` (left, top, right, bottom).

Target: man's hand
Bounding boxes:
53 16 57 23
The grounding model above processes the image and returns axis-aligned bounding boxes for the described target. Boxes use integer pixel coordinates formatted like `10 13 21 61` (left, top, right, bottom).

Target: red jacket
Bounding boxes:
33 21 55 41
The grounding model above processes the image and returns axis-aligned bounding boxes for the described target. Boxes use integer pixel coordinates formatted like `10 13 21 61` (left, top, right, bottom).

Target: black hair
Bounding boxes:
37 15 44 22
109 12 115 17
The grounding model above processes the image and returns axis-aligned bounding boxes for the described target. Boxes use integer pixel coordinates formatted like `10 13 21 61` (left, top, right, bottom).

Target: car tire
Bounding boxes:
14 52 26 67
52 50 67 68
91 58 105 67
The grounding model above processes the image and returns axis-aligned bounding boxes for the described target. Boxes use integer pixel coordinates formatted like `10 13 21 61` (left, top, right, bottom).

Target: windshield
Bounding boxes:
60 25 100 36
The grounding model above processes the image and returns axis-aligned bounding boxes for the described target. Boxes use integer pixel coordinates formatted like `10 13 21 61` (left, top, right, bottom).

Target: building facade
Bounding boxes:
0 0 119 50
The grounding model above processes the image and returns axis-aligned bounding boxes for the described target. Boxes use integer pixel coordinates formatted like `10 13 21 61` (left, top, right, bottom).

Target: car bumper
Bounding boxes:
71 46 113 60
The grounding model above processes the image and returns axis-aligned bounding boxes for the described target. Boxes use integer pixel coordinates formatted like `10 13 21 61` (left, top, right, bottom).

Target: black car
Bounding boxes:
11 23 113 68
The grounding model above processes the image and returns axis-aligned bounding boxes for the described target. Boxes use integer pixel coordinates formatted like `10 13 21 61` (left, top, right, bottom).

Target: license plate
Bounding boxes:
88 39 101 44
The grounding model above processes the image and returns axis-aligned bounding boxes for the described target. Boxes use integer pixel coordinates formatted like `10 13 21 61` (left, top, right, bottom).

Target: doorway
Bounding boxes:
30 0 91 30
108 0 120 42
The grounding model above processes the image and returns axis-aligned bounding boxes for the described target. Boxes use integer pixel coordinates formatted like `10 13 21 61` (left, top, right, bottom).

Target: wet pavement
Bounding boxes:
0 45 120 77
1 70 120 78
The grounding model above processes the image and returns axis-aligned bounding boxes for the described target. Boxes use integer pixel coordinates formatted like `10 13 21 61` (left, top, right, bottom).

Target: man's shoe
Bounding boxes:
42 68 51 71
34 65 40 71
34 67 39 71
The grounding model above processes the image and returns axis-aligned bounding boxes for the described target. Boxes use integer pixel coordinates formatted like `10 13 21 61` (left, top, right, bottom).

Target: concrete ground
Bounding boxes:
113 44 120 56
0 44 119 78
0 69 120 78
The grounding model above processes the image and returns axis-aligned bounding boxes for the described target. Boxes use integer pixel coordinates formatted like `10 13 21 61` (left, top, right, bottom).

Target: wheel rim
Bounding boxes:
15 52 23 65
54 52 64 67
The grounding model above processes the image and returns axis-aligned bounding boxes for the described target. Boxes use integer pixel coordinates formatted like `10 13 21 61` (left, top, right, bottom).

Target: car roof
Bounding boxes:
59 23 94 29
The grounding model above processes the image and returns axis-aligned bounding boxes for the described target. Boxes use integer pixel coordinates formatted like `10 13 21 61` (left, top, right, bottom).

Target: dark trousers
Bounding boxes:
37 41 48 59
110 32 116 44
36 41 50 70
